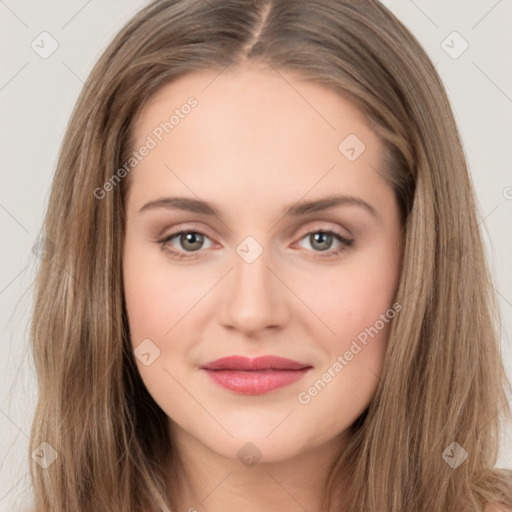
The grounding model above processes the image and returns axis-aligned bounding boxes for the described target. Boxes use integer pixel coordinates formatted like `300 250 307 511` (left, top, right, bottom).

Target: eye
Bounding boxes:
157 227 353 261
295 228 353 258
159 230 214 260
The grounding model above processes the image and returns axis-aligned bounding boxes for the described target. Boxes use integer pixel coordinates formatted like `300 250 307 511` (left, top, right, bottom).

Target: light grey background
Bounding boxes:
1 1 511 510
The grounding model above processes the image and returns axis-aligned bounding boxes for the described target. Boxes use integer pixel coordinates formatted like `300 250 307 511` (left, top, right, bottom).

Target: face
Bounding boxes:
123 63 403 464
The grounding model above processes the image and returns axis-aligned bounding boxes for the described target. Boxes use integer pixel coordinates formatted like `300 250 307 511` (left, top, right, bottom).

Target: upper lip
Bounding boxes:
200 355 312 371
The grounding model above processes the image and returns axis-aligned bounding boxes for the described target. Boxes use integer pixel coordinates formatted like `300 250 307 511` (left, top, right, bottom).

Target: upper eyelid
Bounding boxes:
162 219 352 239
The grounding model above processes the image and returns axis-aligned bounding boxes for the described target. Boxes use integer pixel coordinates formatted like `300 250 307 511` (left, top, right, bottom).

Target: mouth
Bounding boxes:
200 355 313 395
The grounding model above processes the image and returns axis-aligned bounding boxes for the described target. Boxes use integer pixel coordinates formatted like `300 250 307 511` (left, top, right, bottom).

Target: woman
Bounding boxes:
30 0 512 510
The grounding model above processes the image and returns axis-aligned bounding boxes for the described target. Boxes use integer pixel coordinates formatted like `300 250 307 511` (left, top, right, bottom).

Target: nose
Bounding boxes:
218 244 290 337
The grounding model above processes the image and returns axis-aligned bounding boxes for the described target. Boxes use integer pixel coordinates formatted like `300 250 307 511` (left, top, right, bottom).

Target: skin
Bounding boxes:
123 62 403 511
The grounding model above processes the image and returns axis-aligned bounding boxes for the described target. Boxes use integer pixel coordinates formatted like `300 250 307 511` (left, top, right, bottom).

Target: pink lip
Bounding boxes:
200 356 313 395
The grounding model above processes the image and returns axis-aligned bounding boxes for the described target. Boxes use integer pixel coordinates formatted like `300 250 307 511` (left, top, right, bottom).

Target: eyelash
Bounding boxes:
157 226 354 262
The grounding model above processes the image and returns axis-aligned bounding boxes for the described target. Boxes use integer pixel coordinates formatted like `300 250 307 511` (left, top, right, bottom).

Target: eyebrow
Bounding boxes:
139 194 379 220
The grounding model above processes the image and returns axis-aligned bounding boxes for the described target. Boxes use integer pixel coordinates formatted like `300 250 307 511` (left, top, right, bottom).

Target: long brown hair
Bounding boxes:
30 0 512 510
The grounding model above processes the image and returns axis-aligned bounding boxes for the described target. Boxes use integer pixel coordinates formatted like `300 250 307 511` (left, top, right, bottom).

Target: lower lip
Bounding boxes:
203 369 311 395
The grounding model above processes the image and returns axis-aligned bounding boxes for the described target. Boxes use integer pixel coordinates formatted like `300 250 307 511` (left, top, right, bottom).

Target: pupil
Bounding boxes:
182 232 203 251
312 232 332 251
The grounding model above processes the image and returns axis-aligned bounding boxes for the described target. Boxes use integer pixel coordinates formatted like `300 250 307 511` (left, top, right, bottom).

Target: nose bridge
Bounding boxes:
219 235 288 334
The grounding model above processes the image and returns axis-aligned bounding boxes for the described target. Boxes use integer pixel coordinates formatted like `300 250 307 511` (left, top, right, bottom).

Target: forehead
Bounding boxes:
127 64 389 214
133 63 376 150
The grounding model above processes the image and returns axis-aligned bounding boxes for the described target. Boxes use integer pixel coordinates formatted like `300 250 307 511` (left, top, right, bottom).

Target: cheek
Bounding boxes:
123 244 217 395
123 247 199 414
291 248 400 435
123 247 209 342
291 249 400 350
